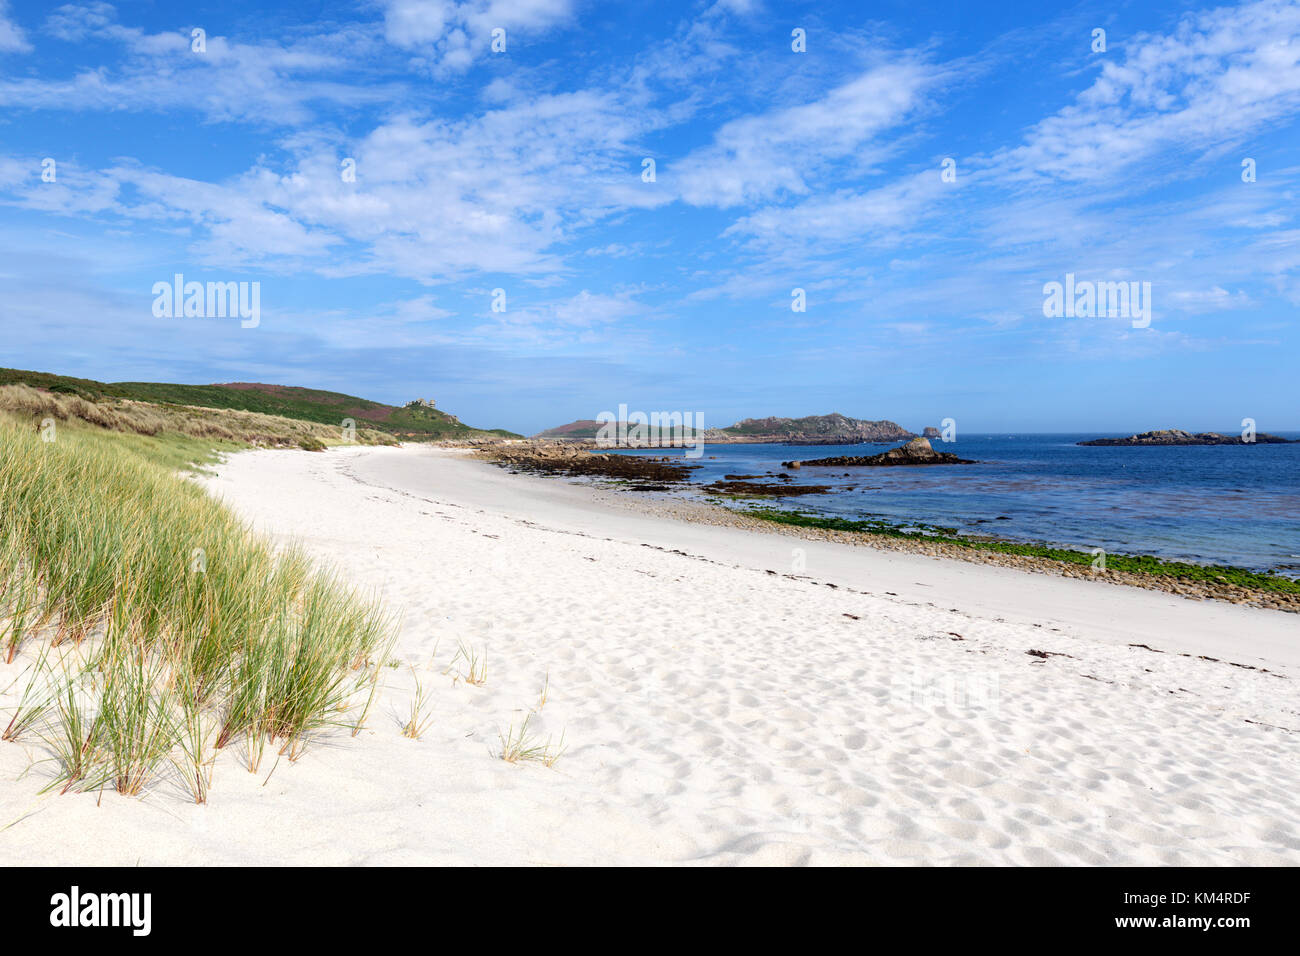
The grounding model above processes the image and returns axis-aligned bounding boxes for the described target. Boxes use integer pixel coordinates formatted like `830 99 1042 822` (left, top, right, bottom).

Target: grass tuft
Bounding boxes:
401 667 436 740
497 714 565 767
0 413 394 798
535 671 550 712
447 640 488 686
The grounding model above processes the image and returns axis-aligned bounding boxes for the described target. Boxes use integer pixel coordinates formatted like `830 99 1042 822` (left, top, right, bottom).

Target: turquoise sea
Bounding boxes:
616 433 1300 574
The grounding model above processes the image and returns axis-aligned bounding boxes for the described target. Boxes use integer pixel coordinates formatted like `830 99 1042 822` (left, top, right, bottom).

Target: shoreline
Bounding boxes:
369 445 1299 664
469 443 1300 613
701 506 1300 613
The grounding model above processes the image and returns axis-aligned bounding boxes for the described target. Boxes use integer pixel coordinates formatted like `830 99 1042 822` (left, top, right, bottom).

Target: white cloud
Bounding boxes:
990 0 1300 184
1166 285 1252 312
383 0 574 73
0 80 662 281
688 0 1300 354
0 0 30 53
5 0 1300 372
307 295 458 350
43 1 115 42
725 171 952 248
674 59 942 207
470 288 650 347
0 4 391 123
706 0 762 16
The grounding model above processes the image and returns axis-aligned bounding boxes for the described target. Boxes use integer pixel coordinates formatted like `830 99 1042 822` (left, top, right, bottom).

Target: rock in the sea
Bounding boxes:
476 441 695 481
702 480 831 496
782 437 976 468
922 426 942 439
1079 429 1296 446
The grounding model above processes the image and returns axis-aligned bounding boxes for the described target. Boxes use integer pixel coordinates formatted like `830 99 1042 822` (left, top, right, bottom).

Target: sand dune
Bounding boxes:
1 443 1297 865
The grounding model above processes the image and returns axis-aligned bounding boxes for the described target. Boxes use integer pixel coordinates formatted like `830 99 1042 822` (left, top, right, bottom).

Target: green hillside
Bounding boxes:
0 368 519 440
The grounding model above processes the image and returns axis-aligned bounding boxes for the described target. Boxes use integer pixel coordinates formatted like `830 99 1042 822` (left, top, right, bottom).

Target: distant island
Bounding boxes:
1079 429 1296 446
535 412 924 445
534 419 618 439
719 413 915 444
533 418 706 442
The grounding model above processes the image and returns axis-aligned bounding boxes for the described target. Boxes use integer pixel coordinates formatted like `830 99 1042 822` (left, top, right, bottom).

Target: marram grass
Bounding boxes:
0 382 397 452
0 414 393 797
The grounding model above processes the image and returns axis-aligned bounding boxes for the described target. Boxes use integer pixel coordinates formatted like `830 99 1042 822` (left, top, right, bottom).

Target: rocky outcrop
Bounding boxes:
475 441 695 481
922 427 942 439
720 413 915 444
702 480 830 496
783 437 976 467
1079 429 1296 446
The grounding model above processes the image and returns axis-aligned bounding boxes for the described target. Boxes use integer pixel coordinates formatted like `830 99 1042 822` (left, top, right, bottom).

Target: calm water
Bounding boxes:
616 433 1300 574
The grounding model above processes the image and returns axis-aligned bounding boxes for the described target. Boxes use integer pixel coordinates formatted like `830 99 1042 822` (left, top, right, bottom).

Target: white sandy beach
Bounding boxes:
2 443 1297 865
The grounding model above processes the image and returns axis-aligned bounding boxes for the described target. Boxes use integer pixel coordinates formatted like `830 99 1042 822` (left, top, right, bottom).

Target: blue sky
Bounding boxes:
0 0 1297 435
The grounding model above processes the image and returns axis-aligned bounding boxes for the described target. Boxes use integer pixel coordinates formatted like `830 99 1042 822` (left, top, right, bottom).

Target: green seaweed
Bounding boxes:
741 507 1300 595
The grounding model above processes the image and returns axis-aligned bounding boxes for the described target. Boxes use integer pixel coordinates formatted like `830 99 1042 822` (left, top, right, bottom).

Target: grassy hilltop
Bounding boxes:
0 368 519 441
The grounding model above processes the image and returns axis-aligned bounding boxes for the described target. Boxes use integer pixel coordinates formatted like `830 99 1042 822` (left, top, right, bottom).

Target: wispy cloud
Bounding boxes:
674 59 946 207
1 0 1298 430
988 0 1300 185
0 3 393 123
382 0 575 74
0 0 29 53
